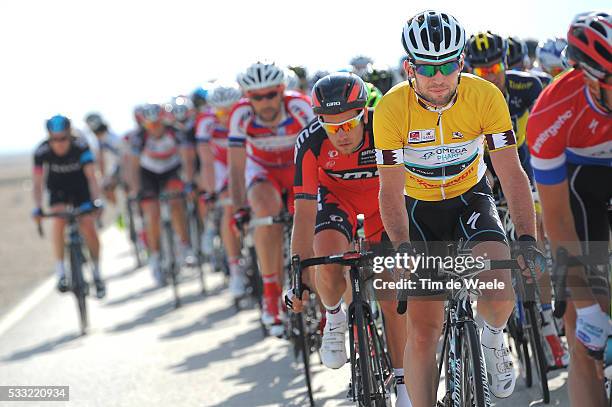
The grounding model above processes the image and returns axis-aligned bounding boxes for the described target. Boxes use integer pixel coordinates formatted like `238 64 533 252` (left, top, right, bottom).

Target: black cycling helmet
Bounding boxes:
363 66 394 94
84 112 107 133
311 72 368 115
507 37 527 68
525 39 539 60
465 31 508 66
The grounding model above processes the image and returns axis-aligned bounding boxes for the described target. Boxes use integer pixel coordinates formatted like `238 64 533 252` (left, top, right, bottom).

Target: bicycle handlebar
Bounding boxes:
247 212 293 230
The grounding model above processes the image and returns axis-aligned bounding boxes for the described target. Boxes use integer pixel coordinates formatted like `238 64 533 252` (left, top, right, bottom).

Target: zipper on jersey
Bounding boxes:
437 111 446 200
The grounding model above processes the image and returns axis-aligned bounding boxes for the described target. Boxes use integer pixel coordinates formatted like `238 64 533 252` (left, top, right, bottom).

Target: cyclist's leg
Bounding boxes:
49 190 68 288
246 160 284 327
163 169 189 245
312 187 353 369
403 196 446 407
139 167 162 254
565 164 611 406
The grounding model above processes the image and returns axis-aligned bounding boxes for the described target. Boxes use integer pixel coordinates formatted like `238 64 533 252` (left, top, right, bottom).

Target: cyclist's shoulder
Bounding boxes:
376 81 411 112
295 117 326 155
73 135 91 151
531 69 584 115
285 90 313 117
229 98 253 118
33 140 51 158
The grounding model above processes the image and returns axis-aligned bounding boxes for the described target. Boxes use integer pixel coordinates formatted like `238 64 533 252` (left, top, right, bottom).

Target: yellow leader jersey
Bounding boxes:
374 73 516 201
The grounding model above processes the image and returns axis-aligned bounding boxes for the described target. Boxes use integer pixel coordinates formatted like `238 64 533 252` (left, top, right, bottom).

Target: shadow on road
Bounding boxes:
104 264 142 284
168 326 262 373
159 306 238 340
1 332 82 362
104 284 163 307
108 292 204 333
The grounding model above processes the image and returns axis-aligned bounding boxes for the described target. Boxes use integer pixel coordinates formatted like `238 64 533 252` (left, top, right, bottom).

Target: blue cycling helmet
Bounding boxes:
191 86 209 109
46 115 71 133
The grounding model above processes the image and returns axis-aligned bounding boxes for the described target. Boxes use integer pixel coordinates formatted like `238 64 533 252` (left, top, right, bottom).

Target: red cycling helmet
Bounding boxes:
567 13 611 77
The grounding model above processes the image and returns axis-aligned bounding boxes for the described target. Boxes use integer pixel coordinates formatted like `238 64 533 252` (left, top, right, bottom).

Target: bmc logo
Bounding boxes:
326 101 341 107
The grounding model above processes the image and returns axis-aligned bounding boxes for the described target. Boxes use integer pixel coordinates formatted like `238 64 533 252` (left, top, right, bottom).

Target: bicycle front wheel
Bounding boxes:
70 244 88 335
462 320 491 407
525 302 550 403
355 303 375 407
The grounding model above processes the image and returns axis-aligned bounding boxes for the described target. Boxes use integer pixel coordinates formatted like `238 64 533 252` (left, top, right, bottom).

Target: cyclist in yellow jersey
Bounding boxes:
375 10 538 405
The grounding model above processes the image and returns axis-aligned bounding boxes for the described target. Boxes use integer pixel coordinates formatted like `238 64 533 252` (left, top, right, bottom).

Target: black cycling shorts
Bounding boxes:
567 164 611 298
139 166 183 200
405 177 508 296
49 186 91 208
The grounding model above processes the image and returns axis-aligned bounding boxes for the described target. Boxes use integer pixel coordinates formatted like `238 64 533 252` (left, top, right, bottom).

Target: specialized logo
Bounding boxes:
467 211 481 230
532 109 573 153
452 131 464 140
408 129 435 144
330 214 344 222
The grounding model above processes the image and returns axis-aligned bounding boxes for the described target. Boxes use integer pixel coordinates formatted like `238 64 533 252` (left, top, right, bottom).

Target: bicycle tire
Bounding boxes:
296 313 315 406
355 302 374 407
188 208 206 295
525 302 550 403
70 244 88 335
163 221 181 308
463 320 491 407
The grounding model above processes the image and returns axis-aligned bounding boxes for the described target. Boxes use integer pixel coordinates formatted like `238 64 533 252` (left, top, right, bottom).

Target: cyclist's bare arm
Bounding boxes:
197 143 215 194
537 181 598 309
180 144 196 184
290 199 316 261
32 168 44 209
228 146 247 208
489 147 536 238
378 166 409 243
127 154 141 196
83 163 101 201
97 148 106 179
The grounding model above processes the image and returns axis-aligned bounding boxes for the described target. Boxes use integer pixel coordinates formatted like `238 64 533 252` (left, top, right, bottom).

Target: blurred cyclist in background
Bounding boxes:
536 37 569 77
84 112 123 205
196 81 245 298
165 96 199 190
32 115 106 298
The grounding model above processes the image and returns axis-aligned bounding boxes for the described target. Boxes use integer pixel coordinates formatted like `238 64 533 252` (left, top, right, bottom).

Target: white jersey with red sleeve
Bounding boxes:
526 69 612 185
195 111 230 166
228 91 314 167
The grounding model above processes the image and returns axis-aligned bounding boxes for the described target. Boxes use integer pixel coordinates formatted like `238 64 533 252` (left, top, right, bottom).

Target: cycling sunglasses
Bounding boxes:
318 110 364 135
411 60 461 77
472 61 505 77
49 135 70 143
248 90 279 101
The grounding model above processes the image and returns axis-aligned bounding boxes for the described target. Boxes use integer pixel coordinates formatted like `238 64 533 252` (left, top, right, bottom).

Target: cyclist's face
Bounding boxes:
48 131 71 156
406 59 463 106
319 109 365 154
583 70 612 111
248 85 284 123
470 60 506 93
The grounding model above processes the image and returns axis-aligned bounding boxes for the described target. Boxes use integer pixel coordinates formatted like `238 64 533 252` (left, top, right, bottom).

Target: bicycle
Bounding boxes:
159 190 186 309
185 191 206 295
37 201 102 336
293 241 394 407
202 195 230 277
126 195 147 268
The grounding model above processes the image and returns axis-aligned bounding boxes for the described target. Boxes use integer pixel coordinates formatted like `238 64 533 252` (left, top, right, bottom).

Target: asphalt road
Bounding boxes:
0 227 572 406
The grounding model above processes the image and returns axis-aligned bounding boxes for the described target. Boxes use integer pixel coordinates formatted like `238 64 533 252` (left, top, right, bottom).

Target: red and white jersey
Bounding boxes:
195 111 229 165
228 91 314 167
527 69 612 185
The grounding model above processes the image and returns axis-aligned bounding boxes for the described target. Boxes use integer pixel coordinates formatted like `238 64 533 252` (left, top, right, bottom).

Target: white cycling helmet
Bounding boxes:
208 82 243 108
237 61 285 91
402 10 466 63
536 38 568 73
284 69 300 91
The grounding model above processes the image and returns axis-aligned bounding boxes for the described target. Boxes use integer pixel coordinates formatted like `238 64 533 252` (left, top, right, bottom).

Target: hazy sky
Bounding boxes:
1 0 609 154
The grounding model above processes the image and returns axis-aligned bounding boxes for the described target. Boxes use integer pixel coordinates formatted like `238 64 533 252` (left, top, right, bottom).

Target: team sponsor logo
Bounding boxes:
508 79 534 90
295 121 322 150
358 149 376 166
588 119 599 134
328 168 379 180
408 129 436 144
324 160 336 169
328 150 339 158
421 147 468 162
407 165 475 189
532 110 573 153
452 132 464 140
49 162 82 173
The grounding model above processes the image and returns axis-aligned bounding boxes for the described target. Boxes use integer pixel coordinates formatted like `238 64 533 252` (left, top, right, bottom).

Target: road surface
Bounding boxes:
0 227 571 406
